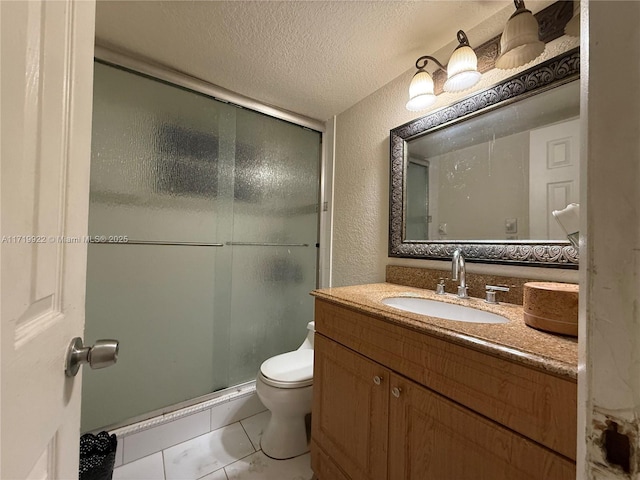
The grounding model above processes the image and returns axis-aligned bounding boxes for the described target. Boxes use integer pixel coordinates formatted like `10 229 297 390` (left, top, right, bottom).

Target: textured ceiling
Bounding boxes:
95 1 553 122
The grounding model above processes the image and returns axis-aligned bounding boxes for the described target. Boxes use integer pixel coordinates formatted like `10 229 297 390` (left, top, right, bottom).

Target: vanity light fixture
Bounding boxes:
564 4 580 37
495 0 545 69
406 30 481 112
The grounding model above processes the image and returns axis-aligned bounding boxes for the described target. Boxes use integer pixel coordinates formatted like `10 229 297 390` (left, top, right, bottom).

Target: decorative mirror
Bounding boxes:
389 48 580 268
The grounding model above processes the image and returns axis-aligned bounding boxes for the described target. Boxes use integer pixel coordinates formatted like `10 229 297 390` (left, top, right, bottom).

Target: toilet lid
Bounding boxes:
260 350 313 387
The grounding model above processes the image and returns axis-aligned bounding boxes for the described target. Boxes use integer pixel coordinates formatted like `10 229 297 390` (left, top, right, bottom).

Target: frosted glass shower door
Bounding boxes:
83 61 321 433
83 63 236 432
227 110 321 384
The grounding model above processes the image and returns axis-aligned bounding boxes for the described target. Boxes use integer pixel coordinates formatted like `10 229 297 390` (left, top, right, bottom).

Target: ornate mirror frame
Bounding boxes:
389 47 580 268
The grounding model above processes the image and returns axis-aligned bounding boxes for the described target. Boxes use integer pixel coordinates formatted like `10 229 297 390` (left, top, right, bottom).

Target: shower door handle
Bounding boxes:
65 337 120 377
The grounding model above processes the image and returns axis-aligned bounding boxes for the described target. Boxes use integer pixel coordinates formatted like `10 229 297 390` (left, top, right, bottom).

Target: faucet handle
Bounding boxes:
485 285 510 304
436 278 447 295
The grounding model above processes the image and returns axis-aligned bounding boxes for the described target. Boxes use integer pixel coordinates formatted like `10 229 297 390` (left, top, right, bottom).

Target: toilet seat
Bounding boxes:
259 349 313 389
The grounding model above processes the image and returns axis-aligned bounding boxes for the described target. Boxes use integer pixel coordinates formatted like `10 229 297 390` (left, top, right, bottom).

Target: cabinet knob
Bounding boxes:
373 375 383 385
391 387 402 398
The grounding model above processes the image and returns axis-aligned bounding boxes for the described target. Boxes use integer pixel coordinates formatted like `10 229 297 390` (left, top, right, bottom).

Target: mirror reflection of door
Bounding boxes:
406 158 430 240
529 118 580 240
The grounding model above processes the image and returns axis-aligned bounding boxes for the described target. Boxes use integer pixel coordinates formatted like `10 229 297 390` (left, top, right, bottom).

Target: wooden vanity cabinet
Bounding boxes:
388 373 575 479
312 334 388 480
311 299 577 480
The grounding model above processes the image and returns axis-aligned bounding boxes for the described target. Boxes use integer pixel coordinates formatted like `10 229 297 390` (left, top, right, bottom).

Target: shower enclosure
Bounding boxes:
81 61 321 432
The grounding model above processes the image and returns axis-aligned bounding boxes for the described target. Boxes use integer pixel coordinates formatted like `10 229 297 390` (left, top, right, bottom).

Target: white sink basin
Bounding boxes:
382 297 509 324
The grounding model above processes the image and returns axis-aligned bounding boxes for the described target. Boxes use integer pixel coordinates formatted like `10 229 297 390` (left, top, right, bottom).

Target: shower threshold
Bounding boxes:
91 380 257 437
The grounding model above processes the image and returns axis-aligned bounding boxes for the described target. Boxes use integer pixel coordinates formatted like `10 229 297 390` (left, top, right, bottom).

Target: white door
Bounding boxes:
529 118 580 240
1 1 96 478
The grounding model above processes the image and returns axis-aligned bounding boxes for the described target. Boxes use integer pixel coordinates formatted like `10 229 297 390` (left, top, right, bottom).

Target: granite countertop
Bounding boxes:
312 283 578 380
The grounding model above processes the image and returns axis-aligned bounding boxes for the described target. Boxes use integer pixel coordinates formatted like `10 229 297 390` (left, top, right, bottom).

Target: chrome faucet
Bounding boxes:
451 248 469 298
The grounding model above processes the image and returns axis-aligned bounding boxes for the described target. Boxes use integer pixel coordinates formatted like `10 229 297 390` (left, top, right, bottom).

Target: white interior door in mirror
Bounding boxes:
529 118 580 240
1 0 95 478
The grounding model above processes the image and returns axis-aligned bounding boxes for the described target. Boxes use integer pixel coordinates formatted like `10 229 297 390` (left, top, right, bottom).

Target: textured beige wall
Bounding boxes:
331 15 580 287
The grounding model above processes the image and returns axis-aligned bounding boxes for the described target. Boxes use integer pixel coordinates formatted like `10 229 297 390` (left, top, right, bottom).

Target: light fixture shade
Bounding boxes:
443 45 481 92
564 11 580 37
406 70 436 111
495 4 545 69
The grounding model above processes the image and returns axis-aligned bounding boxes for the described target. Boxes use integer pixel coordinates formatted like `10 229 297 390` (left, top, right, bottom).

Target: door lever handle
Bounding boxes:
65 337 119 377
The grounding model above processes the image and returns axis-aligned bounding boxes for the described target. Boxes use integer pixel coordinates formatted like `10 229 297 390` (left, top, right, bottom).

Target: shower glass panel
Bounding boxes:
228 110 320 384
88 64 231 244
83 245 225 431
82 62 320 432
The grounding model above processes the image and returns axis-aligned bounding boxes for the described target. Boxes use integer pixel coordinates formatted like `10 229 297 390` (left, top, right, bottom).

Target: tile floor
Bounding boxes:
112 410 314 480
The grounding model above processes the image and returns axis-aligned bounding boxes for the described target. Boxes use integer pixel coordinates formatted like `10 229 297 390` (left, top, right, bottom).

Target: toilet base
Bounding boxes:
260 413 309 460
256 376 313 460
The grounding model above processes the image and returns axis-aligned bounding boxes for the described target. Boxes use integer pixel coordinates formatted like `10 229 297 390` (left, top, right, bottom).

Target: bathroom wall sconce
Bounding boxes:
406 0 575 112
406 30 481 112
495 0 545 70
552 203 580 249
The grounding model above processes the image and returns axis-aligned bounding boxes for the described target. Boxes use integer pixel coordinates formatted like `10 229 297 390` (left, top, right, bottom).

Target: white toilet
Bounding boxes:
256 321 315 460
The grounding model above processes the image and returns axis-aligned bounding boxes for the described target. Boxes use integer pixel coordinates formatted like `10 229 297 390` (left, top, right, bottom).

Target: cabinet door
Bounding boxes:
312 334 389 480
388 374 576 480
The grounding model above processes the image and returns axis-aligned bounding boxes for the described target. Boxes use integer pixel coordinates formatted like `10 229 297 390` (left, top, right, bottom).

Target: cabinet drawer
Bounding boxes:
315 299 577 460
